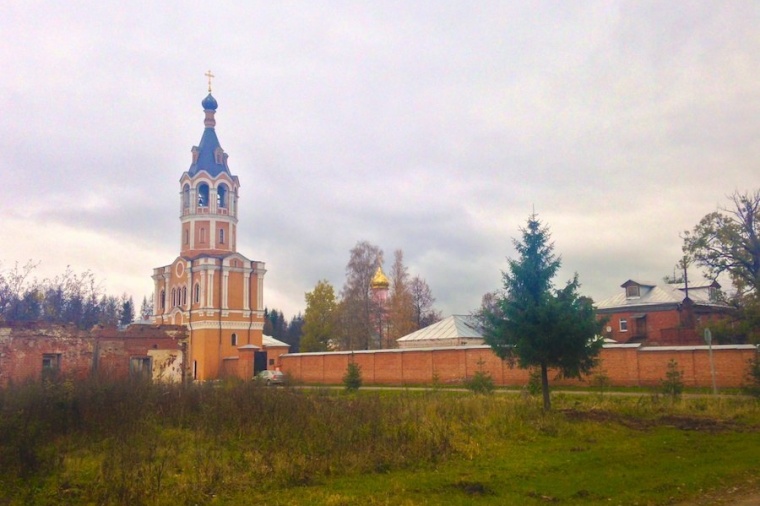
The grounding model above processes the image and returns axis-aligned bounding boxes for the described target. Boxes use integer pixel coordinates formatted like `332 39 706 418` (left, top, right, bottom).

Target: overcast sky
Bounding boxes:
2 1 759 319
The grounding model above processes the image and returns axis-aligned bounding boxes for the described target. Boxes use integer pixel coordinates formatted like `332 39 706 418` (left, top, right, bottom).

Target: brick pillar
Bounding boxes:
237 345 258 380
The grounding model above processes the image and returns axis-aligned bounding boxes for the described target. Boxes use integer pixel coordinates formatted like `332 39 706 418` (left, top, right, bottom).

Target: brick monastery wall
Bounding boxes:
280 344 758 389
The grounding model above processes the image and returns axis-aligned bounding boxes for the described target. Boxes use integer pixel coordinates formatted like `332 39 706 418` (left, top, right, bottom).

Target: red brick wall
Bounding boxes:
280 344 758 389
0 323 186 386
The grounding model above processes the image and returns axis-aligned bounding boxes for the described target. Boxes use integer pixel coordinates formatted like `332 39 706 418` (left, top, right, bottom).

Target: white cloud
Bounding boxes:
1 1 759 319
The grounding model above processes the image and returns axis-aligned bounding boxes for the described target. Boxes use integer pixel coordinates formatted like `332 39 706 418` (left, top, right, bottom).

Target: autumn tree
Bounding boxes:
386 250 415 346
683 189 760 295
340 241 383 350
301 280 337 352
479 215 603 410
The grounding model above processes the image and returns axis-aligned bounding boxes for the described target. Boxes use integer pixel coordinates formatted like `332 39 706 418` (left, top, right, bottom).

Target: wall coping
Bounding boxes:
284 342 758 358
638 344 758 352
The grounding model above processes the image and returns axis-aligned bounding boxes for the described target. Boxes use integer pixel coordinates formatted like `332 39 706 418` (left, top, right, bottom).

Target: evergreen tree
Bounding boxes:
479 215 603 410
140 295 152 321
285 313 304 353
120 294 135 326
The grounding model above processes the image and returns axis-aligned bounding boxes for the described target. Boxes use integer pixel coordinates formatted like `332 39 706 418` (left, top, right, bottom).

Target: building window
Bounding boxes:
619 319 628 332
200 228 206 243
184 229 189 245
182 286 187 306
269 358 275 366
130 357 152 380
219 229 225 244
626 285 640 298
194 283 200 304
42 353 61 376
160 290 166 310
231 333 238 346
183 184 190 208
171 288 176 307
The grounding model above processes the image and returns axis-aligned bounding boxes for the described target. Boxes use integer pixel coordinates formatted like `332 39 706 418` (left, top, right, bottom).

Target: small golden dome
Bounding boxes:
370 266 390 289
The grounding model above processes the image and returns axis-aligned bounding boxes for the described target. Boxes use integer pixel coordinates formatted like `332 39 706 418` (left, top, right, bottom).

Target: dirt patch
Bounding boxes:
448 480 495 497
559 409 757 433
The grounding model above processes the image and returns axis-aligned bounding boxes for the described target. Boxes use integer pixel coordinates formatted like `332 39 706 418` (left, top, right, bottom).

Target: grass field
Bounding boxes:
0 379 758 505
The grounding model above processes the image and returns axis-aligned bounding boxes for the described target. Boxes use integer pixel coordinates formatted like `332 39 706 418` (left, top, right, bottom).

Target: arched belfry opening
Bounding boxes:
217 183 228 209
197 183 210 207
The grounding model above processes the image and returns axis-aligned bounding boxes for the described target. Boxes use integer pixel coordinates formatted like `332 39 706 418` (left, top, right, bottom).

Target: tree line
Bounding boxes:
262 308 304 353
300 241 441 352
0 262 135 329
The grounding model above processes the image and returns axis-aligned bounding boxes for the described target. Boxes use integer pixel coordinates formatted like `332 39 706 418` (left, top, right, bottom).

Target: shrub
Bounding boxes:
343 362 362 391
465 369 495 395
742 357 760 398
526 369 542 396
660 359 684 401
591 368 611 397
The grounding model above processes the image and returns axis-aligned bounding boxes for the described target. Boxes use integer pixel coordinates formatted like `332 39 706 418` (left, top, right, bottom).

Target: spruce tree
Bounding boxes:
480 214 603 410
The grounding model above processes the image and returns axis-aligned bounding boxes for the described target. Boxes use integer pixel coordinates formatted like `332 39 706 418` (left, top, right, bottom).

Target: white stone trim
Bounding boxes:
189 321 265 331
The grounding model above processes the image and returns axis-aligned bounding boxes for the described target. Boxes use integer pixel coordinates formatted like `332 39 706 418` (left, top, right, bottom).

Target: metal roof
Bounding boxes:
263 335 290 348
595 280 726 311
396 315 483 342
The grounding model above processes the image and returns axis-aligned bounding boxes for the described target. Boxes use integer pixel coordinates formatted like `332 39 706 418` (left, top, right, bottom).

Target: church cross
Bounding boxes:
205 70 215 92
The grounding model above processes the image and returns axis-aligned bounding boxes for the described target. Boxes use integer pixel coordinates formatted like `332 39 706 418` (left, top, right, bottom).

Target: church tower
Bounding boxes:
152 80 266 381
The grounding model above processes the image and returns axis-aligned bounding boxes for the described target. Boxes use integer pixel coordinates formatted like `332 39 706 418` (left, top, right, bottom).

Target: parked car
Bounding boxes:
256 370 285 386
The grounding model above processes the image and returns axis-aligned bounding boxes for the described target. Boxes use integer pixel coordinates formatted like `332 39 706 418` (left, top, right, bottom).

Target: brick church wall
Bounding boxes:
280 344 758 389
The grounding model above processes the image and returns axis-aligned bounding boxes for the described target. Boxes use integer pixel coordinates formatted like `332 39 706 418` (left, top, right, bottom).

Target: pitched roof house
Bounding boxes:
595 279 729 345
397 315 484 349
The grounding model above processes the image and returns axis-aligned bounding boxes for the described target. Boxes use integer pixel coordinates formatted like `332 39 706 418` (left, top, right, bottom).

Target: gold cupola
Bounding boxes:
370 266 390 289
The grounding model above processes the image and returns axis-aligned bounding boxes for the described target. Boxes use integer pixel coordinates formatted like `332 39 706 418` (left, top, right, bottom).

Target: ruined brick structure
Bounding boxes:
0 322 187 386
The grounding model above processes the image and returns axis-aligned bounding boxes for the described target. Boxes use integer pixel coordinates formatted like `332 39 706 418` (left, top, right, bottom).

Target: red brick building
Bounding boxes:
595 279 730 345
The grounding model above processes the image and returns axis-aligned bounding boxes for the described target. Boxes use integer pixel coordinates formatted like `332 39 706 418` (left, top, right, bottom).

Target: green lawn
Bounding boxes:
1 381 758 505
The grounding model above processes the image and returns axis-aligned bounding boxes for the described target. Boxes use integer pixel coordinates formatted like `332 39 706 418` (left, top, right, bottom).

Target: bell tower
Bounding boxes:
152 79 266 381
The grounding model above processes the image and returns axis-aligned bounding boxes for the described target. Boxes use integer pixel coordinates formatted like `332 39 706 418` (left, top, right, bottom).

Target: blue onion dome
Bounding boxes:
202 93 218 111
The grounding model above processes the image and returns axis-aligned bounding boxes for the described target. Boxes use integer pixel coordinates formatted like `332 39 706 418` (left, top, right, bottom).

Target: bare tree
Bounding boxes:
410 275 442 328
340 241 383 350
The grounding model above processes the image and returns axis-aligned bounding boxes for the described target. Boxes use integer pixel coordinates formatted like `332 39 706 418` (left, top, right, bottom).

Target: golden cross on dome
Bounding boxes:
205 70 215 92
